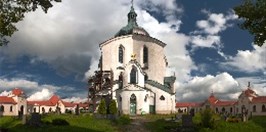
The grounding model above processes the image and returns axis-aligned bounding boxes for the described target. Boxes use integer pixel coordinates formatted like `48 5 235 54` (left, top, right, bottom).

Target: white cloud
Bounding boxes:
176 72 241 102
236 76 266 95
84 57 100 80
27 89 53 101
223 45 266 73
190 10 237 48
0 90 12 96
62 97 87 103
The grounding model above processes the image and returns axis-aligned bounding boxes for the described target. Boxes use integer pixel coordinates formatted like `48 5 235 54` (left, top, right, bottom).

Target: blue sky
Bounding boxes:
0 0 265 102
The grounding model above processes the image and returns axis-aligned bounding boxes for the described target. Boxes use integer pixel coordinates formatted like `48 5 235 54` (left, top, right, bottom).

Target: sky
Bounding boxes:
0 0 265 103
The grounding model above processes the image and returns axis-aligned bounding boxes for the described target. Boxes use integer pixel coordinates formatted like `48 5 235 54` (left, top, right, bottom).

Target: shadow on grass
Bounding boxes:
8 124 104 132
145 119 182 132
251 116 266 131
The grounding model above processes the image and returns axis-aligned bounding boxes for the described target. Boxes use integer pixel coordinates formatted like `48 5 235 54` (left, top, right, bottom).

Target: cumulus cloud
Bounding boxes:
190 10 237 48
62 97 87 103
0 90 12 96
236 76 266 95
176 72 241 102
222 45 266 73
0 78 60 92
27 89 53 101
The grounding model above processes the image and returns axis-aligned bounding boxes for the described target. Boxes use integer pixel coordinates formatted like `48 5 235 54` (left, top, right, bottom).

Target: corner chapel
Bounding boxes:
89 4 176 115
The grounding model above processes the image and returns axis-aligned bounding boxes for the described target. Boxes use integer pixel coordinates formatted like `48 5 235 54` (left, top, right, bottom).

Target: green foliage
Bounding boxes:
0 0 62 46
98 99 107 115
200 109 214 128
51 118 69 126
109 100 118 115
234 0 266 46
115 115 131 125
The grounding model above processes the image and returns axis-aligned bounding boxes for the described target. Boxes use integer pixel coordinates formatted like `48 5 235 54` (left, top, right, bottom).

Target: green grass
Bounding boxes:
0 114 119 132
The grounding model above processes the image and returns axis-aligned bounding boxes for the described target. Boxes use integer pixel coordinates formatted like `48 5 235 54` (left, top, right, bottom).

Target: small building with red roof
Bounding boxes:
27 94 88 114
0 88 27 116
176 83 266 117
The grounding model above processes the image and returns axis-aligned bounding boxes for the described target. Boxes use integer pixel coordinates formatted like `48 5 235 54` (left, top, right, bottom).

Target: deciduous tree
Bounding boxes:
0 0 61 46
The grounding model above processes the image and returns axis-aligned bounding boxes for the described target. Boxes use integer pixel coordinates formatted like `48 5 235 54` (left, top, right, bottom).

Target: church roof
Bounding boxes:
146 80 173 94
0 96 17 104
12 88 24 96
252 96 266 103
115 5 149 37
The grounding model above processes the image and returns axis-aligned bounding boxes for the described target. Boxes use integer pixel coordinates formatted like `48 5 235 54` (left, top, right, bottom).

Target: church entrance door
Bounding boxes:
130 94 136 115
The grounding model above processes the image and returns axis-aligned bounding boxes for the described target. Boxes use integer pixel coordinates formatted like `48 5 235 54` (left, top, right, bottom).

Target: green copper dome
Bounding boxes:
115 6 149 37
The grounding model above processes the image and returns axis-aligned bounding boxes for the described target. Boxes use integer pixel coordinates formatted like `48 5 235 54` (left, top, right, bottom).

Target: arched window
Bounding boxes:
119 73 123 89
118 45 124 63
10 106 12 112
130 67 137 84
262 105 266 112
253 105 256 112
0 105 4 112
222 107 225 113
143 46 148 63
42 107 45 113
230 107 233 113
160 95 165 100
144 74 148 81
215 108 218 113
130 94 136 103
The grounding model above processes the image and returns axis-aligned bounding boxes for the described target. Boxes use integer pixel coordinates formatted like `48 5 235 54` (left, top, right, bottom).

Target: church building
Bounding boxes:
89 3 176 115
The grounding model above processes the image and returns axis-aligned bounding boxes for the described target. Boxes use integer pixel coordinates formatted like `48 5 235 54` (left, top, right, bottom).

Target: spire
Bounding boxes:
248 82 251 88
127 0 138 26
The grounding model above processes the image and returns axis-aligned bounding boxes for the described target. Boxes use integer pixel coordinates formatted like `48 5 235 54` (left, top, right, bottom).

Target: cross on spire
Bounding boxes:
131 0 134 7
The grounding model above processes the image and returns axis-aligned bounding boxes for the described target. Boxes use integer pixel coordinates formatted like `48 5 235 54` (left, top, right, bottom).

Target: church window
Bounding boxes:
0 105 4 112
160 95 165 100
262 105 266 112
253 105 256 112
215 108 218 113
118 45 124 63
10 106 12 112
143 46 148 63
130 94 136 103
130 67 137 84
144 94 148 102
33 108 36 113
230 107 233 113
119 73 123 89
120 96 122 102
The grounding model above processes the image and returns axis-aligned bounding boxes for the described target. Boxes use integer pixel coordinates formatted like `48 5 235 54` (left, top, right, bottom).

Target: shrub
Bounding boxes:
109 100 118 115
201 109 214 128
98 99 107 115
51 118 69 126
115 115 131 125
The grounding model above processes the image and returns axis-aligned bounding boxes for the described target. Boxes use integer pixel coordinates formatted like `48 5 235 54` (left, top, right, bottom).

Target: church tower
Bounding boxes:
89 3 176 115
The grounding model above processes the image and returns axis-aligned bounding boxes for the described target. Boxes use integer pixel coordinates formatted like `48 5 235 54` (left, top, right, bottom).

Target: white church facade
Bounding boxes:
89 4 176 115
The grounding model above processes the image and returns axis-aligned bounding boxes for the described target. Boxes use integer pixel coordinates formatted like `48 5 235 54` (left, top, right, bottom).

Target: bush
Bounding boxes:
109 100 118 115
115 115 131 125
51 118 69 126
201 109 214 128
98 99 107 115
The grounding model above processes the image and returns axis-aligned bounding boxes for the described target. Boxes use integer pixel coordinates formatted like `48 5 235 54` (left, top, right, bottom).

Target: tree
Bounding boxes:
234 0 266 46
0 0 62 46
97 99 107 115
109 100 118 115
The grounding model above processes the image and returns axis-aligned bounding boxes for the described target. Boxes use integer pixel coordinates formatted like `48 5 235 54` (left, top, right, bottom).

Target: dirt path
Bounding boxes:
122 116 151 132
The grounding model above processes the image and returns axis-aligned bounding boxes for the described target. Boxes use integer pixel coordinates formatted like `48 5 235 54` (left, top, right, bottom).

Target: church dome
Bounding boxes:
115 6 149 37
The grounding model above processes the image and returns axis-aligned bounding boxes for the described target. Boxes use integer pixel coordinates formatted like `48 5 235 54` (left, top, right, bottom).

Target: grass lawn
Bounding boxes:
0 114 119 132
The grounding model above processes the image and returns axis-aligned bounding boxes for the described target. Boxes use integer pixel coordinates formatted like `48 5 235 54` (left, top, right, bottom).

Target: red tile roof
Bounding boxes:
0 96 17 104
252 96 266 103
62 101 76 107
27 100 54 106
176 102 202 107
49 95 60 105
215 100 237 106
243 88 257 97
78 103 89 108
12 88 24 96
207 94 219 104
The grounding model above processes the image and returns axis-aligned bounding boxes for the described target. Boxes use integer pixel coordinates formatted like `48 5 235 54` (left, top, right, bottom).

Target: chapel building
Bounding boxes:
89 4 176 115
